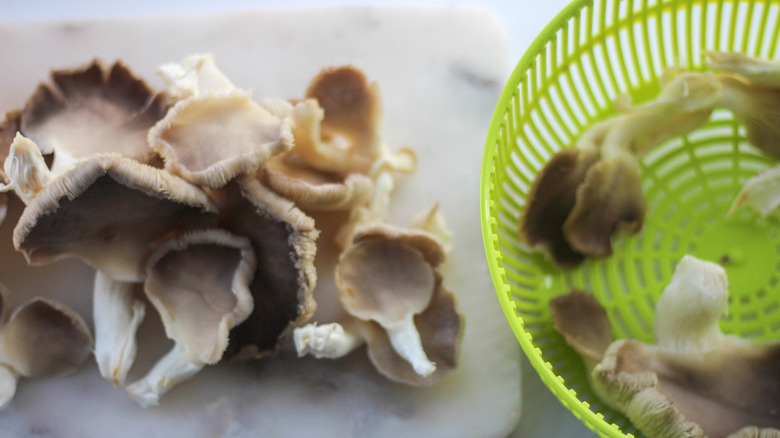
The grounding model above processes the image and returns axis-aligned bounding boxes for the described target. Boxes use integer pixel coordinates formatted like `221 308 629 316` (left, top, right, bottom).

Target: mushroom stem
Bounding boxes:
125 343 204 408
383 316 436 377
93 271 146 387
0 364 18 410
0 133 53 204
293 322 364 359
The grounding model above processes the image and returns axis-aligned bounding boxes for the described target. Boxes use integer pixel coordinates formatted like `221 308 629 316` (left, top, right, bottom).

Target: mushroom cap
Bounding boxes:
20 60 170 170
563 151 646 257
717 74 780 160
148 92 294 189
13 154 218 282
0 298 93 378
213 177 318 360
261 153 374 211
302 66 384 175
335 224 445 326
519 147 599 268
354 273 463 386
144 229 255 364
549 290 613 363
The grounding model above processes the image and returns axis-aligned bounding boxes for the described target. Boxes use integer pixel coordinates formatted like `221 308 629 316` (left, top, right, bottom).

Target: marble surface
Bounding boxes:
0 6 527 438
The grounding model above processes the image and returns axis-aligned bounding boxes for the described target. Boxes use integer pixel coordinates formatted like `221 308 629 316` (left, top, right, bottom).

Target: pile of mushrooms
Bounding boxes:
0 54 463 407
521 51 780 269
551 255 780 437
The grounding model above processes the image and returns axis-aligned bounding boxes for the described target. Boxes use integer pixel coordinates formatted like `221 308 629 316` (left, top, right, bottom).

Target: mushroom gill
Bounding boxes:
211 177 318 361
20 60 170 174
13 154 218 282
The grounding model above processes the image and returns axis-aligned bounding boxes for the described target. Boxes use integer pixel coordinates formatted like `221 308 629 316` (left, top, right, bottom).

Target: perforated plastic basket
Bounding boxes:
480 0 780 436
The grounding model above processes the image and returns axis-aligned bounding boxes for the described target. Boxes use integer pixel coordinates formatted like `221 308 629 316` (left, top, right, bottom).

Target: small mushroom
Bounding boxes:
334 224 447 377
551 255 780 438
20 60 170 174
0 292 93 409
13 154 218 282
156 53 236 99
126 229 255 407
149 55 294 189
0 110 22 181
0 133 54 205
212 177 318 360
92 271 145 387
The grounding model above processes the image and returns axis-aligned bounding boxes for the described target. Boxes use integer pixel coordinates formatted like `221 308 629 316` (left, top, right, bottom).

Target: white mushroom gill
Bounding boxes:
93 271 145 387
0 133 53 205
127 229 255 407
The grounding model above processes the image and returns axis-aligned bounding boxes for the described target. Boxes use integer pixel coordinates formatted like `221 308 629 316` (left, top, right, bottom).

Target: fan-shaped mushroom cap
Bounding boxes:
144 229 255 364
335 224 446 377
13 154 218 282
20 60 170 173
563 150 646 257
148 92 294 189
0 298 93 378
212 177 318 360
520 146 600 268
352 273 463 386
302 66 384 175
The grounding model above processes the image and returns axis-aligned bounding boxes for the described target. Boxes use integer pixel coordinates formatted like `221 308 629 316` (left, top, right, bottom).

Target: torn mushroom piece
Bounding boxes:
126 229 255 407
13 154 218 282
211 176 318 361
728 164 780 219
551 255 780 438
20 59 170 174
93 271 145 387
334 224 450 377
0 293 93 409
149 56 294 189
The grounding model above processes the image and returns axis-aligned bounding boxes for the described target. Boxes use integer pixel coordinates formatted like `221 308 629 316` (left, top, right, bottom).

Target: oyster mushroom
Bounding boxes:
20 60 170 174
0 289 93 409
12 154 218 282
149 55 294 189
334 224 448 377
551 255 780 438
126 229 255 407
522 71 719 267
212 176 318 360
93 271 145 387
0 133 54 205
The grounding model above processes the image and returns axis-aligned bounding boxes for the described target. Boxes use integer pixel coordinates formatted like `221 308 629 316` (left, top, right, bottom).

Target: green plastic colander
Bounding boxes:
480 0 780 437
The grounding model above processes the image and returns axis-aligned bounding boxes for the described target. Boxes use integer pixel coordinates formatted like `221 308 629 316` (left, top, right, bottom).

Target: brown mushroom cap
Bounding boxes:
213 177 318 360
20 60 169 169
716 74 780 160
149 92 294 189
302 66 384 175
519 147 599 268
261 153 374 211
354 273 463 386
563 151 646 257
0 298 92 378
13 154 218 282
144 229 255 364
549 290 613 363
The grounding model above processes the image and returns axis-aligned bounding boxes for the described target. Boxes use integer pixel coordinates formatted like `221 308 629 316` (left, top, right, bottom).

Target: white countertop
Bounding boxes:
1 1 595 437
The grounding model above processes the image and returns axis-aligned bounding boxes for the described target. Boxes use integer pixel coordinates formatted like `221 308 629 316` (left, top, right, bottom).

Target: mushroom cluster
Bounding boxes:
551 255 780 438
521 52 780 269
0 54 462 407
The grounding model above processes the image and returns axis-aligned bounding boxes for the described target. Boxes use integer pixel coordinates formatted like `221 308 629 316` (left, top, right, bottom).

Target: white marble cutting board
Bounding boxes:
0 7 519 438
